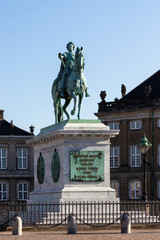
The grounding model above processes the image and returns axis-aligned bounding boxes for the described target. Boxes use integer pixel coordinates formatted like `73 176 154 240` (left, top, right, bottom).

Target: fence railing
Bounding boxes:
1 200 160 228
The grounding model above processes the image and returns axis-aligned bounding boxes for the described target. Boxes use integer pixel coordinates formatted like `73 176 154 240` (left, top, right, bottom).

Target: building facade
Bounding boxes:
0 110 34 203
95 70 160 200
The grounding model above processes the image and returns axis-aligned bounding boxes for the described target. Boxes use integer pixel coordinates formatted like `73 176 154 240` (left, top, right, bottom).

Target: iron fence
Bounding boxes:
1 200 160 228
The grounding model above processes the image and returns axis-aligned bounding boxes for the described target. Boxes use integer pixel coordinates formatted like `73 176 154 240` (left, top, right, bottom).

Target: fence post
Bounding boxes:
121 213 131 234
12 216 22 235
67 214 77 234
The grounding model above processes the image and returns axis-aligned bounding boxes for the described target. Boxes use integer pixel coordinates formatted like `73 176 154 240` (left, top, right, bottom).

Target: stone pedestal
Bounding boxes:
27 120 119 202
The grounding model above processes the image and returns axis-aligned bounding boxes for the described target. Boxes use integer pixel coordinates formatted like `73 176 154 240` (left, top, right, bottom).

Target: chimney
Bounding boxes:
0 110 4 120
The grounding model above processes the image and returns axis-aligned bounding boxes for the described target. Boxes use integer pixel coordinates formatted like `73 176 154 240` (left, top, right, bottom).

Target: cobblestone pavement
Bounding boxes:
0 230 160 240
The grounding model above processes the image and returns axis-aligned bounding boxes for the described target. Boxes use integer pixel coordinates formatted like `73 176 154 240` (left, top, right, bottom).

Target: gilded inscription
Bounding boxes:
70 151 104 182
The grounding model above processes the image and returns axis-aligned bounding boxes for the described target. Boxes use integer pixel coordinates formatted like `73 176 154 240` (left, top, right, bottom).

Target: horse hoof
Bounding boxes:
71 110 75 115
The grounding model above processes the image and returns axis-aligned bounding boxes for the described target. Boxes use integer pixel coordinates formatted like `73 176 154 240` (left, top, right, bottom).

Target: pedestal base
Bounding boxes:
27 120 119 203
29 187 118 202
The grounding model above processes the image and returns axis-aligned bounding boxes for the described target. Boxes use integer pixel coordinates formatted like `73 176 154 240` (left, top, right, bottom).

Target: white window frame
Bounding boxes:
18 183 28 201
129 180 142 199
0 148 7 169
108 122 119 130
110 180 120 198
110 147 120 168
130 146 141 167
17 149 28 169
0 182 8 201
130 120 141 130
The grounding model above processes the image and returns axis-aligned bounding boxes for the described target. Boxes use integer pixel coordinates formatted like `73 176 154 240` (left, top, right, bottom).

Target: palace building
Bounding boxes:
0 110 34 203
95 70 160 200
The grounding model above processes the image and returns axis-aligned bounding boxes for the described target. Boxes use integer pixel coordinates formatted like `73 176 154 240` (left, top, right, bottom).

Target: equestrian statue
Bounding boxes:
51 42 90 124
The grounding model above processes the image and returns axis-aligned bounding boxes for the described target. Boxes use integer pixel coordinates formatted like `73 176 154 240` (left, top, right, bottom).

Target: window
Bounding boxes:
17 149 27 169
158 145 160 166
109 122 119 130
0 149 7 169
130 146 141 167
129 180 142 199
130 121 141 130
110 147 119 168
157 180 160 199
0 183 8 201
158 119 160 128
18 183 28 201
110 180 119 198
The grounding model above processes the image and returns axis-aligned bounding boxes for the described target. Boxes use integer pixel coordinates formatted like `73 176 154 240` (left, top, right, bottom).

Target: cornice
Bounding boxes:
27 120 119 146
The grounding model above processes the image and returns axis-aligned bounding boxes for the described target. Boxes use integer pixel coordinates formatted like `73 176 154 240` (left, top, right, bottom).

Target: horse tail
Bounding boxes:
51 80 58 102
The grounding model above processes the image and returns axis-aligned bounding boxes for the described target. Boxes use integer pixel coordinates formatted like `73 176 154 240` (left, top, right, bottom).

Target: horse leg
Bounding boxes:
52 83 61 124
63 98 71 120
58 98 63 122
54 101 58 124
53 93 63 124
70 90 77 115
60 101 64 122
77 92 84 119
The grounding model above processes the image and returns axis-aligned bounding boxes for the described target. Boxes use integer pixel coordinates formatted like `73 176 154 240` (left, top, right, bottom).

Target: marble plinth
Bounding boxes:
27 119 119 202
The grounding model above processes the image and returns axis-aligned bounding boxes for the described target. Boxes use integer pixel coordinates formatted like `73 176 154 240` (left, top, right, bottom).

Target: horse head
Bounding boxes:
74 47 84 71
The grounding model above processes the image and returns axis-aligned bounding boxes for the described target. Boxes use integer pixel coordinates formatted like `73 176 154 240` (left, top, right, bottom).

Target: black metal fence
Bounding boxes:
1 201 160 228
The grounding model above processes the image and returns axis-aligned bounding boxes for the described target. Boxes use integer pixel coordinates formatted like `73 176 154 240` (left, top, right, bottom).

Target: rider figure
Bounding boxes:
55 42 90 97
58 42 75 97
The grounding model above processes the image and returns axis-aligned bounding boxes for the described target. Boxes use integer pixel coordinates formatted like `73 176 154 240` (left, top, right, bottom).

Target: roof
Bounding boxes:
125 70 160 101
97 70 160 113
0 120 32 136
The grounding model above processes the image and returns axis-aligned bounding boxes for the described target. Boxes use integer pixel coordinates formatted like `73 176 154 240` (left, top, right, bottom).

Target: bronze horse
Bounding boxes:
52 47 88 124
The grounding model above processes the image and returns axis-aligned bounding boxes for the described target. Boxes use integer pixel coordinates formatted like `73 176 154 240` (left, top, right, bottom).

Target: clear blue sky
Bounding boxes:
1 0 160 134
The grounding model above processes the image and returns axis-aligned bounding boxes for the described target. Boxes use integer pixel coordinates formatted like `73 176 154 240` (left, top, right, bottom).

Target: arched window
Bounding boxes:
129 180 142 199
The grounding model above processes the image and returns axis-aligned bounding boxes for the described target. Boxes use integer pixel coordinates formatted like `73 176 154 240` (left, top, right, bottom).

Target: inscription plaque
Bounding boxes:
70 151 104 182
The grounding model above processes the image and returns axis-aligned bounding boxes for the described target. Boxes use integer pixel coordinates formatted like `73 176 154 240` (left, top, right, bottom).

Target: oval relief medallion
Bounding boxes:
37 152 45 184
51 150 60 183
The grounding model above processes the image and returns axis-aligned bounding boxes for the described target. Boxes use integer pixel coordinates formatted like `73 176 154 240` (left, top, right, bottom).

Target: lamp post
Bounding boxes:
138 134 152 201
